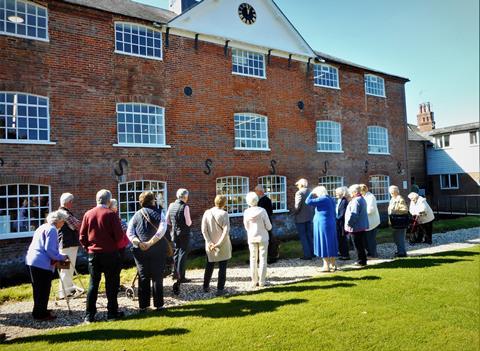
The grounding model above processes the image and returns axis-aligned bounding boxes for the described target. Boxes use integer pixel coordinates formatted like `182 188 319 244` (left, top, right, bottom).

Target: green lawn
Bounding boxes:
2 246 479 351
1 216 479 305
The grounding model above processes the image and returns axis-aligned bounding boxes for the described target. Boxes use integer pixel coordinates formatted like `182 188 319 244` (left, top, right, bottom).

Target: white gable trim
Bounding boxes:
167 0 318 61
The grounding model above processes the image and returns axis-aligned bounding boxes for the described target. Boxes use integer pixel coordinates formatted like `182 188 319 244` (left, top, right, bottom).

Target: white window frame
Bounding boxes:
258 175 288 213
114 21 163 61
368 126 390 155
216 176 249 217
0 0 49 41
234 113 269 151
434 134 451 149
0 183 51 240
369 175 390 203
440 174 459 190
0 92 55 145
469 131 479 145
318 176 344 197
232 48 266 79
118 180 167 222
365 74 385 97
113 103 170 148
314 64 340 89
316 120 343 153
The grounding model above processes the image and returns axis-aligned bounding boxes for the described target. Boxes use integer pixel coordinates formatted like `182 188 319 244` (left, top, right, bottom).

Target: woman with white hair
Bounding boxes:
407 192 435 244
306 186 338 272
25 210 70 321
344 184 369 267
243 191 272 288
388 185 409 257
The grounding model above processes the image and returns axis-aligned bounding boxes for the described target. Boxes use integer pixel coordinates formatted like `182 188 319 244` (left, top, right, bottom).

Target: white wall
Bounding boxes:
427 131 480 175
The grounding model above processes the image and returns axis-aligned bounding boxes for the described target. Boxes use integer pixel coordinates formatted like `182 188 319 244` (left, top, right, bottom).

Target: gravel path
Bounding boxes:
1 227 479 341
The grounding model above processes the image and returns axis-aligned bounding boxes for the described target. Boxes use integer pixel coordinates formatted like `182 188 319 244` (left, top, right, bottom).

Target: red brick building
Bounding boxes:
0 0 410 279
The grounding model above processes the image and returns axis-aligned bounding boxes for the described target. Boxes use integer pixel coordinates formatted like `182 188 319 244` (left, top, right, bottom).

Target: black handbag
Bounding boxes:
389 214 410 229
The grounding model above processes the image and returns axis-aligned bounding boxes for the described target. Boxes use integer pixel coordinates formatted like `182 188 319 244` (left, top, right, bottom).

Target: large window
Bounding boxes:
318 176 344 197
118 180 167 221
234 113 269 150
440 174 459 190
314 64 339 88
116 103 166 147
0 184 50 239
0 92 50 142
435 134 450 149
365 74 385 97
316 121 342 152
368 126 389 154
115 22 162 60
369 175 390 203
216 176 249 216
258 175 287 213
0 0 48 41
232 48 266 78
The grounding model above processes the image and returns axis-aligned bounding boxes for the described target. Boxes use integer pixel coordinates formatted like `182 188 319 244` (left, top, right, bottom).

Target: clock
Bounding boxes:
238 3 256 25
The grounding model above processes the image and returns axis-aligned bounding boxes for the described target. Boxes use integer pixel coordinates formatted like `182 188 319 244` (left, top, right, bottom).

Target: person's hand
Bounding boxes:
208 243 215 251
132 238 141 248
139 242 149 251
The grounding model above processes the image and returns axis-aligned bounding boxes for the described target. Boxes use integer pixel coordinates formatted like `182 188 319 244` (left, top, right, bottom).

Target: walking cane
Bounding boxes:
58 267 72 314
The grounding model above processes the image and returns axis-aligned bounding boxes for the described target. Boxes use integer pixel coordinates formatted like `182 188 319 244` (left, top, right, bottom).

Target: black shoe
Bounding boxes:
422 239 432 245
107 311 125 321
300 256 313 260
339 256 351 261
172 282 180 295
215 289 226 297
84 315 95 324
353 262 367 267
267 259 278 264
202 286 210 293
179 278 192 283
395 253 407 258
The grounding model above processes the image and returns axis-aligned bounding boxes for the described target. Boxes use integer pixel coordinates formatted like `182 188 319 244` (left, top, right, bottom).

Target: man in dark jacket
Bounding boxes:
79 189 125 323
255 185 279 264
166 188 192 295
292 179 315 260
58 192 83 298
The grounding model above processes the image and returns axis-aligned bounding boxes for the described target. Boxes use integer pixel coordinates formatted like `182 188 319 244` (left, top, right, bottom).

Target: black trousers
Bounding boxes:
203 260 228 290
86 252 121 319
352 231 367 265
173 237 190 281
28 265 53 319
336 221 349 258
419 221 433 243
132 242 166 309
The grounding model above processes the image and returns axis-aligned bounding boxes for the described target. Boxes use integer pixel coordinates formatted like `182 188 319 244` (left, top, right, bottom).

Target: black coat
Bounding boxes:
335 197 348 235
258 195 273 221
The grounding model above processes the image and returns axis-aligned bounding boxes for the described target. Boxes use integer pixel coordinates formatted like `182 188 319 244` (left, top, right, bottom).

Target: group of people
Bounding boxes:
24 179 435 323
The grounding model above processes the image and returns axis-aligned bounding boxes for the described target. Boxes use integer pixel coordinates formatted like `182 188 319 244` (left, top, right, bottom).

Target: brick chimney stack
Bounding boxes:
417 102 435 132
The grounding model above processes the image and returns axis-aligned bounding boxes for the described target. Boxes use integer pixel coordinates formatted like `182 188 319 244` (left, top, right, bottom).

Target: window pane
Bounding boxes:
232 48 265 78
115 22 162 59
234 113 268 150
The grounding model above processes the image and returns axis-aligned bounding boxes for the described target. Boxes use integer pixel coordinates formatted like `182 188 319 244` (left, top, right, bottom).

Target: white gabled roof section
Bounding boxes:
167 0 317 62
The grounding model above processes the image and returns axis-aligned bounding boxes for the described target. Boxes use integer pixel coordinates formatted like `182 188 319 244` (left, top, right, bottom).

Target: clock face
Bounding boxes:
238 3 256 25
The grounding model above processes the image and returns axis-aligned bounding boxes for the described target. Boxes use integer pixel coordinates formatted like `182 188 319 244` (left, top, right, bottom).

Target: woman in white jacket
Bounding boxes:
360 184 380 258
408 192 435 244
243 192 272 288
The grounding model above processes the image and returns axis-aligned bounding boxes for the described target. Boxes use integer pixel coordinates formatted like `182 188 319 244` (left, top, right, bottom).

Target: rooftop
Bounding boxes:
428 122 480 136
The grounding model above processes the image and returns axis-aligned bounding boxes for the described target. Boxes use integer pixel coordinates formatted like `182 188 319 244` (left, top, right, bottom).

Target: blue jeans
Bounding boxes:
364 228 378 257
392 228 407 255
296 221 314 258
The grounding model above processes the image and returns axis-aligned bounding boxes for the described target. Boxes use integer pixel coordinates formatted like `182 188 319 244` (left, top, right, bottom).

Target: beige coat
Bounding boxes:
201 207 232 262
388 195 409 215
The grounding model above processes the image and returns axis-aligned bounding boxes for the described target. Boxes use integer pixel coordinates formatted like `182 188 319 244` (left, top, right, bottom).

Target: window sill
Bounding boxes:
0 231 34 240
368 152 390 155
232 72 267 80
316 150 344 153
113 143 171 149
0 140 56 145
228 213 244 218
234 147 271 152
314 84 341 90
434 147 453 151
376 200 390 204
0 32 49 42
365 93 386 98
273 210 290 214
114 50 163 61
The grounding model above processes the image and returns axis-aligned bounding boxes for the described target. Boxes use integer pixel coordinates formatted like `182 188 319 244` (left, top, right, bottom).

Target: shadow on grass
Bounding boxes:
361 257 472 270
7 328 189 344
428 250 479 258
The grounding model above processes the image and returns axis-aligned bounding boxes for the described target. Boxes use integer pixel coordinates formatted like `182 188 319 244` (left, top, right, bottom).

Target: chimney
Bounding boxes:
417 102 435 132
169 0 199 15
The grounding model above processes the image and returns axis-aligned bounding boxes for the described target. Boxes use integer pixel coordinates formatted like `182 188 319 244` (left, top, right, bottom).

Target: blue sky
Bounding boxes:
135 0 479 128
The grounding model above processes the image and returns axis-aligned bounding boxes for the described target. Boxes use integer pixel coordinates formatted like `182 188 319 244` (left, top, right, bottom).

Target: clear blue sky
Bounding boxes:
135 0 479 128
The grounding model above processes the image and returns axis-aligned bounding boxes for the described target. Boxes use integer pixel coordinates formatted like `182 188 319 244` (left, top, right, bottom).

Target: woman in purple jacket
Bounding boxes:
25 210 69 321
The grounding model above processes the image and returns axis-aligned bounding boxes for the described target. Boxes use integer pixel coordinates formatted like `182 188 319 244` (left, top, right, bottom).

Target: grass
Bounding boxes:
0 216 478 306
1 246 479 351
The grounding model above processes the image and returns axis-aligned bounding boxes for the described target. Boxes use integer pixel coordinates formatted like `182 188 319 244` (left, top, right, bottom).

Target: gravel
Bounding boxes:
1 227 479 341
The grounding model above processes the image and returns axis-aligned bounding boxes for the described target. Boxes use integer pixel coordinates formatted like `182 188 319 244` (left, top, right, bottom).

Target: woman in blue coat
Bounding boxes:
305 186 339 272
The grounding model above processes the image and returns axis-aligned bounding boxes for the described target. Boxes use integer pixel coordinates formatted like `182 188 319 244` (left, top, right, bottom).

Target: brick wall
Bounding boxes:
408 140 427 189
0 1 409 279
